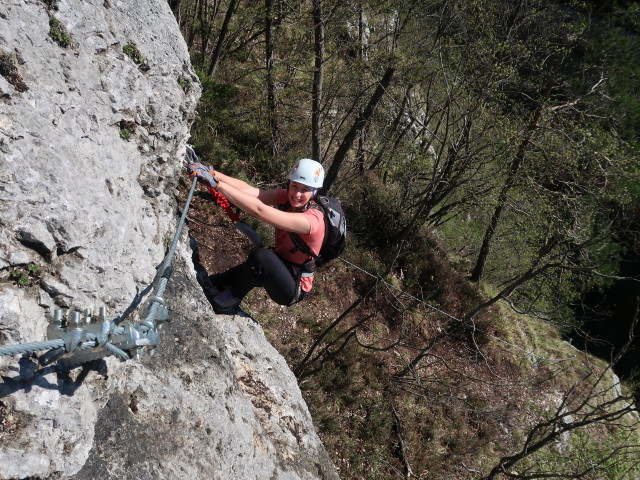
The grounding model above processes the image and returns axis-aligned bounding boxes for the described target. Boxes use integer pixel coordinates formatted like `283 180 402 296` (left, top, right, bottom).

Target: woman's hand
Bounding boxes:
188 162 219 189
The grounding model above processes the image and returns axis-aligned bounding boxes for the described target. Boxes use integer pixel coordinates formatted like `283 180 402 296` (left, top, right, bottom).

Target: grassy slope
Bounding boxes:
182 181 639 479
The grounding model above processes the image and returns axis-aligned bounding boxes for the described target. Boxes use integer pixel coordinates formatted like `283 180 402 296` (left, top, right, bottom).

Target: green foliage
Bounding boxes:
518 426 640 479
191 69 278 182
0 50 27 92
180 0 640 476
346 174 406 252
9 270 29 287
9 263 40 287
0 51 16 77
123 40 144 64
177 76 191 93
557 3 640 147
118 119 136 141
49 16 72 48
197 71 239 104
302 346 399 479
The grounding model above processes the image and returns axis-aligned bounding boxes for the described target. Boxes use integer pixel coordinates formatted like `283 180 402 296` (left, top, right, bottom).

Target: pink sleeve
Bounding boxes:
305 208 324 235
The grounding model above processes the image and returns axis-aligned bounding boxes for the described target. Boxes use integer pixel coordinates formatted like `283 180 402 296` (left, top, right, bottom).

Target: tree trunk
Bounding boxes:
206 0 239 77
311 0 324 161
197 0 211 65
322 66 395 193
355 2 368 173
184 0 198 50
265 0 279 156
469 77 554 282
367 83 413 171
168 0 181 21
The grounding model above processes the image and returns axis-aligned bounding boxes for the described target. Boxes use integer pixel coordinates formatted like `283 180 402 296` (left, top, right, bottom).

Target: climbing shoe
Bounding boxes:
197 268 220 300
212 287 241 314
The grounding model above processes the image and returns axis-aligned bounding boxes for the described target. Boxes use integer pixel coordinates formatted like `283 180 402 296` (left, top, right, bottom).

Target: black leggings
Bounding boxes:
209 247 304 306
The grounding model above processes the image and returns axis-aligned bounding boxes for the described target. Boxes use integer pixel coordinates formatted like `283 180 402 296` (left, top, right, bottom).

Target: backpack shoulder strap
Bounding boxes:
287 200 327 259
289 232 317 258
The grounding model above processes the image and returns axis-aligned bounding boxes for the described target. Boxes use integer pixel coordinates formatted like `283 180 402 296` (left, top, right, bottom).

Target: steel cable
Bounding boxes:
0 339 65 357
0 170 198 363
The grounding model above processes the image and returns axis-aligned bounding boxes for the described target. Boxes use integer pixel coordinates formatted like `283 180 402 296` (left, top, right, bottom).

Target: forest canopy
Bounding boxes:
177 0 638 325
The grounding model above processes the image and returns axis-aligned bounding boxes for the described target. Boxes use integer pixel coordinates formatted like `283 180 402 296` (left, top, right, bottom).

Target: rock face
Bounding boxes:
0 1 338 479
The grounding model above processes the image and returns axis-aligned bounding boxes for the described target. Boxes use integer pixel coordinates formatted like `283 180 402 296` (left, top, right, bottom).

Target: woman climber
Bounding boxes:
187 157 326 313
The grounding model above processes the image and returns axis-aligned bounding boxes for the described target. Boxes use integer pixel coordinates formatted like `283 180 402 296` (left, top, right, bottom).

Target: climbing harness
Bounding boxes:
0 167 200 367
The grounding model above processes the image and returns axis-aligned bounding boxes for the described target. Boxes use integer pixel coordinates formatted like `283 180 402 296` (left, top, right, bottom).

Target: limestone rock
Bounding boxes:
0 1 338 479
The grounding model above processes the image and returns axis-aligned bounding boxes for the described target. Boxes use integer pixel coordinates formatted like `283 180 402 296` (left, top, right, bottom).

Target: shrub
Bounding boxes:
118 119 136 141
0 50 28 92
9 263 40 287
49 16 72 48
123 40 144 64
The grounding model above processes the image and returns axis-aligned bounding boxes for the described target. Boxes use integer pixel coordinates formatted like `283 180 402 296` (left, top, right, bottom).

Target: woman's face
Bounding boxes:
288 181 313 209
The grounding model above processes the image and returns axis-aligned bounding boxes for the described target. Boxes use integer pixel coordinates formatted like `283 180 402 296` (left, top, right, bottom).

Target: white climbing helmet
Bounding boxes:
288 158 324 188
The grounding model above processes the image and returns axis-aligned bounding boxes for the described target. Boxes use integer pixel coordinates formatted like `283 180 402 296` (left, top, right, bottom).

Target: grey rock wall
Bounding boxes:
0 1 338 479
